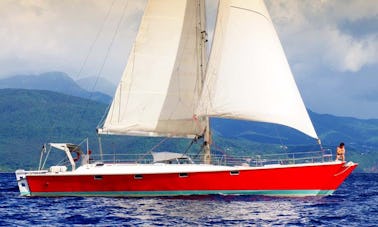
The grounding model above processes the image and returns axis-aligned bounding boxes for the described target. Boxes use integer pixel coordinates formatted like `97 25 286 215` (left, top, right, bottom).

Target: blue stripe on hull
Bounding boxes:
31 189 335 197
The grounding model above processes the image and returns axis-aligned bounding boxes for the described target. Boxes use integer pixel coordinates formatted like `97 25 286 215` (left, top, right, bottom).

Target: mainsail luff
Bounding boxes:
98 0 206 138
196 0 318 139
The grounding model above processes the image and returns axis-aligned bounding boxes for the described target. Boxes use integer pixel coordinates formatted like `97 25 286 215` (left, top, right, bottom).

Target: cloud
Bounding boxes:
265 0 378 74
323 29 378 72
265 0 378 119
3 0 375 81
0 0 146 82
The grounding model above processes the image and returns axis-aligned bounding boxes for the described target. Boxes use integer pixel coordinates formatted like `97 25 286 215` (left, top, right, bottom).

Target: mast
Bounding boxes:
198 0 211 164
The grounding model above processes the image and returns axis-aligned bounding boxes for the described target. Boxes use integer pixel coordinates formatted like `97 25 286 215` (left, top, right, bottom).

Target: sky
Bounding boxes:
0 0 377 119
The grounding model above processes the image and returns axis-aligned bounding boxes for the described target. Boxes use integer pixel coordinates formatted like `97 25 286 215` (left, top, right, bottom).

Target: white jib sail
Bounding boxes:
99 0 206 138
196 0 318 139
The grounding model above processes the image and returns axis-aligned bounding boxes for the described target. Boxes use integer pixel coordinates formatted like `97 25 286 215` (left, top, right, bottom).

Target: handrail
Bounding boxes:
38 148 334 170
86 150 333 167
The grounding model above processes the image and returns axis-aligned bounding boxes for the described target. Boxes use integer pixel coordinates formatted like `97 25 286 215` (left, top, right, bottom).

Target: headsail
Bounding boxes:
98 0 207 138
196 0 318 139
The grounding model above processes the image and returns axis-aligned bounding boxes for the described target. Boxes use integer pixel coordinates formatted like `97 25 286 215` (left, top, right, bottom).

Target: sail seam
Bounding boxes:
229 5 271 23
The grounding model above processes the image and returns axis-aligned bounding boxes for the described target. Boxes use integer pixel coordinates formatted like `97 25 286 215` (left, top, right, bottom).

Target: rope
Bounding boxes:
87 0 131 130
69 0 129 157
181 136 200 158
90 0 130 101
273 125 287 152
74 0 117 88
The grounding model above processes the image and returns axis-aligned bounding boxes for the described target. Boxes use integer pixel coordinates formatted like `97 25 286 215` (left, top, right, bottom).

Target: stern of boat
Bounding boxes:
15 170 31 196
15 169 48 196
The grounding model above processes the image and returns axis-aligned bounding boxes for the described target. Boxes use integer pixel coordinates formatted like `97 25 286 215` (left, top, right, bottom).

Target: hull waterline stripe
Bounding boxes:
30 190 335 197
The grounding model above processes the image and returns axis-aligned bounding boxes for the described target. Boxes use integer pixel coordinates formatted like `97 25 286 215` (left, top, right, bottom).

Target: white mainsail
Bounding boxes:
98 0 207 138
196 0 318 139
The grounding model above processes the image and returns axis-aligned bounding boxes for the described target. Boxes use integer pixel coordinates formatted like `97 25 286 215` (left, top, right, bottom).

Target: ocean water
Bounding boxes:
1 173 377 226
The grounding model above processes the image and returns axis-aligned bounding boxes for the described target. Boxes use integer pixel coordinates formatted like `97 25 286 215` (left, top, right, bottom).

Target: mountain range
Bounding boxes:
0 72 113 104
76 76 116 97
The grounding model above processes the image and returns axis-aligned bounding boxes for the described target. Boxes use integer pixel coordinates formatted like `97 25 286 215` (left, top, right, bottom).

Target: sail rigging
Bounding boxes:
99 0 318 140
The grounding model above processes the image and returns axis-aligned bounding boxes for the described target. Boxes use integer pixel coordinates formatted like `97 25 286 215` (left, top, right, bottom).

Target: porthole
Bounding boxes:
94 175 103 180
179 173 188 178
230 170 239 175
134 174 143 180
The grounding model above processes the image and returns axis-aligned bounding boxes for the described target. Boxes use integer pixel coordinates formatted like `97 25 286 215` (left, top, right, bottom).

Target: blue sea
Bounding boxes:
1 173 377 226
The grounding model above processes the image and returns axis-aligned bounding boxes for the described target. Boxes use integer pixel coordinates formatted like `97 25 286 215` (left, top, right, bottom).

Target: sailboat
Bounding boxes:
16 0 357 197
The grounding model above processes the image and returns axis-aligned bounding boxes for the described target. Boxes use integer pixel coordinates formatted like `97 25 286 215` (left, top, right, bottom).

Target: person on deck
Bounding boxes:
81 150 92 165
335 142 345 162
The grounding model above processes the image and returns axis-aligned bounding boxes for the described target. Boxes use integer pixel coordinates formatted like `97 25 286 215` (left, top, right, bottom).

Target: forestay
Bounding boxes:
196 0 318 139
98 0 206 138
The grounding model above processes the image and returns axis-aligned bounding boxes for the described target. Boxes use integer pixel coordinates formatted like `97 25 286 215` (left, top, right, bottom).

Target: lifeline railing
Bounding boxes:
209 150 334 167
87 150 334 167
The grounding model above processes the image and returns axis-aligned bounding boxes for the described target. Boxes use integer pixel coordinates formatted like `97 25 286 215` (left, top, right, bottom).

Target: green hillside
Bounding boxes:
0 89 106 170
0 89 377 172
0 89 206 171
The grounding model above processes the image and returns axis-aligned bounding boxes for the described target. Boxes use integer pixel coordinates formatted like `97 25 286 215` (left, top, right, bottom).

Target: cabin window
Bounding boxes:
230 170 240 176
94 175 103 180
179 173 188 178
134 174 143 180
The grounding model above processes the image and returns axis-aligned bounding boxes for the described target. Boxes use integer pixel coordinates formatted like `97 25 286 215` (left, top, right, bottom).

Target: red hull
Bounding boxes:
22 162 357 197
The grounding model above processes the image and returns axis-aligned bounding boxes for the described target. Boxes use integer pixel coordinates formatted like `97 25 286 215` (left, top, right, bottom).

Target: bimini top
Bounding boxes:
49 143 83 154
